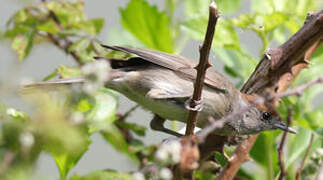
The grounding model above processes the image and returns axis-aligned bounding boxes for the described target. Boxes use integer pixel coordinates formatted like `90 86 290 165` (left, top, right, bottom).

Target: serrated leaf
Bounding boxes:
11 32 34 60
107 27 143 47
120 0 174 52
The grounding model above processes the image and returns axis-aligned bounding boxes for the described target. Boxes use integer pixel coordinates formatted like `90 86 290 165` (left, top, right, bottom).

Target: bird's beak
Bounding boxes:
274 121 297 134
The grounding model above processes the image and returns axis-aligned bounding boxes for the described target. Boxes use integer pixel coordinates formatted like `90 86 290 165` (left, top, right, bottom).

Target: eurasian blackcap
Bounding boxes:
25 45 297 136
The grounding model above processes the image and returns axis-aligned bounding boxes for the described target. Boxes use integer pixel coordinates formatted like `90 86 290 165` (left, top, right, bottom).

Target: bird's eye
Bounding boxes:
262 112 272 121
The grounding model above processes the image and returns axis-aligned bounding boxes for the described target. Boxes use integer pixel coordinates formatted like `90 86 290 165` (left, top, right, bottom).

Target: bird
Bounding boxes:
24 45 296 137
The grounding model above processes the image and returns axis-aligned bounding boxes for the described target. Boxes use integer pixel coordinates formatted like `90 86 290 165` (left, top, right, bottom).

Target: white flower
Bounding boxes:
155 140 181 164
6 108 16 116
71 112 84 124
19 132 35 148
159 168 173 180
81 61 110 95
82 60 110 83
132 172 145 180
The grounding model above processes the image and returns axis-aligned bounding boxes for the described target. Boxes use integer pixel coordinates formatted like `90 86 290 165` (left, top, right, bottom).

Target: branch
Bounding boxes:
216 10 323 179
296 133 315 180
277 76 323 98
277 107 293 180
185 1 219 136
47 10 84 65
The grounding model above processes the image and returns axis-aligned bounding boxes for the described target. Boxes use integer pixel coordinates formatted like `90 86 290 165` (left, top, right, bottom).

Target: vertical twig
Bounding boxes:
296 133 315 180
185 1 219 136
277 107 293 180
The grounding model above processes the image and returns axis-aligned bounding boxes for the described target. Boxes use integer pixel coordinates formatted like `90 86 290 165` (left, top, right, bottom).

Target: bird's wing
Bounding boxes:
101 45 229 92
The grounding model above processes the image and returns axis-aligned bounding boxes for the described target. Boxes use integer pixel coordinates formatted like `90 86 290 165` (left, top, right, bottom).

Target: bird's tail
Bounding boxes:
21 78 85 93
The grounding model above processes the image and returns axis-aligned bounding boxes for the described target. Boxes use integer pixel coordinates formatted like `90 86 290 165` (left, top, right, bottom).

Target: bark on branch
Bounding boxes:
185 1 219 136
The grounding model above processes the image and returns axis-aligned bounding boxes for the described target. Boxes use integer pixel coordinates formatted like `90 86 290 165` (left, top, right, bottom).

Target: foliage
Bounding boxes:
0 0 322 179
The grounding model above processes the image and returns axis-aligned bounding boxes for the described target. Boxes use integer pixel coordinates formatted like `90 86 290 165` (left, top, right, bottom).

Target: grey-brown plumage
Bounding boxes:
24 45 297 136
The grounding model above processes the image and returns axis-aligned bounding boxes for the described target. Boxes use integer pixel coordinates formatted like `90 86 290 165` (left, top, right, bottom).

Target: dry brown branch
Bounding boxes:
296 133 315 180
277 76 323 98
215 10 323 179
185 1 219 136
277 107 293 180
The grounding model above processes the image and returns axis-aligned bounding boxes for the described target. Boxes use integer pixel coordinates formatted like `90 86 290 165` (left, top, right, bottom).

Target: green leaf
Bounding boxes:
181 16 240 49
11 32 34 60
43 69 58 81
217 0 241 14
101 124 139 162
115 121 146 136
185 0 210 17
52 138 91 179
214 152 228 167
36 20 60 34
0 102 7 120
70 170 133 180
120 0 174 52
69 38 91 53
250 132 279 179
68 38 97 62
286 128 313 168
107 27 143 47
194 171 216 180
46 1 85 28
87 90 118 134
89 18 105 34
57 65 82 78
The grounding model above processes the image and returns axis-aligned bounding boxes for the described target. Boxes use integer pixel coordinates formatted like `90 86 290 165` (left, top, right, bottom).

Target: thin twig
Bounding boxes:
277 76 323 98
277 107 293 180
185 1 219 136
117 105 139 122
296 133 315 180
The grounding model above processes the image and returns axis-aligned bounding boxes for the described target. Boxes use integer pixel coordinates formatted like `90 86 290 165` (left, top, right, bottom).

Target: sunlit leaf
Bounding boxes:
57 65 82 78
217 0 241 14
120 0 174 52
181 16 240 49
52 138 91 179
36 20 60 34
185 0 210 17
11 32 34 60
